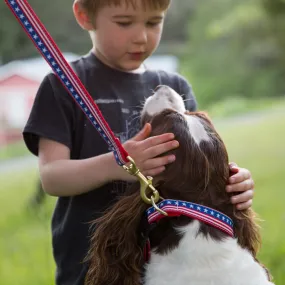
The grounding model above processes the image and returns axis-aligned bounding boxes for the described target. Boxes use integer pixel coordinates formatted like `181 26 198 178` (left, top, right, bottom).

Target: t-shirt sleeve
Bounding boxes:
23 73 75 156
177 75 197 111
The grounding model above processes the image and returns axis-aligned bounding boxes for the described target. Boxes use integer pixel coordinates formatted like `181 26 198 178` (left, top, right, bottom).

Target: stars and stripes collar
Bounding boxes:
146 199 234 237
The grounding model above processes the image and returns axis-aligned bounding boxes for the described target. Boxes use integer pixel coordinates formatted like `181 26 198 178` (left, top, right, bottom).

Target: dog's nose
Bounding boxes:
154 85 166 92
154 85 162 91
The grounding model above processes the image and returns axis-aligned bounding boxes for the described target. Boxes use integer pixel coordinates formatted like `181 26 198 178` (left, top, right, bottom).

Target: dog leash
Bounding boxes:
6 0 128 165
5 0 165 211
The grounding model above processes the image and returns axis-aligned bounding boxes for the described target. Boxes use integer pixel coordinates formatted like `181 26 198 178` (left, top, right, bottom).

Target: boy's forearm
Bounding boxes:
40 152 132 197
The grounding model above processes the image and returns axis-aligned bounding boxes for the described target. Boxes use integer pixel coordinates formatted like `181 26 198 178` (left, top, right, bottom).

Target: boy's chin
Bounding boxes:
119 60 145 72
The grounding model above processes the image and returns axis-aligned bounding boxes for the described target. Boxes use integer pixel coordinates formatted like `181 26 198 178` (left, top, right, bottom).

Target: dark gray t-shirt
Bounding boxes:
23 52 197 285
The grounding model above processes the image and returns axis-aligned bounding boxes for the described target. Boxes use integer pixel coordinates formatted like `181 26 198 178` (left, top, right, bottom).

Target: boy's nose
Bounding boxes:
133 27 147 44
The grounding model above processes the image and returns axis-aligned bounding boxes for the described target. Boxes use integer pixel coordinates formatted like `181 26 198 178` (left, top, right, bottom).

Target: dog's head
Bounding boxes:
85 86 261 285
140 85 230 207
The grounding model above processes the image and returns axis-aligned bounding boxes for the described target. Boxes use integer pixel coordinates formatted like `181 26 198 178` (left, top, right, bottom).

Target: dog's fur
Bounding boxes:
85 86 273 285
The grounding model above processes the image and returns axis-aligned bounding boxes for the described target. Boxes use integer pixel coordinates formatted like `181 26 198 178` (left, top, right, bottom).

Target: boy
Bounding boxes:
23 0 254 284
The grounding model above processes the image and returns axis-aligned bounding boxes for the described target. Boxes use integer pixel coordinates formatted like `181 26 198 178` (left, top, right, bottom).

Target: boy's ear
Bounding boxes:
73 0 94 30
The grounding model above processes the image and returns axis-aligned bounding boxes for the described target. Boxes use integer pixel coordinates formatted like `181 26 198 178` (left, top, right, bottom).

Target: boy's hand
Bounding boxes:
123 123 178 177
226 162 254 210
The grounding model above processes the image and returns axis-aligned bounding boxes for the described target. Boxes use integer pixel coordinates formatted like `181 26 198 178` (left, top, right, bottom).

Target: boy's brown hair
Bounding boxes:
79 0 171 17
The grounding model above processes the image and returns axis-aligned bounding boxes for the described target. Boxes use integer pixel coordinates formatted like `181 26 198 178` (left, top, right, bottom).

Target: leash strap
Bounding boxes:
146 199 234 237
143 239 151 262
5 0 129 166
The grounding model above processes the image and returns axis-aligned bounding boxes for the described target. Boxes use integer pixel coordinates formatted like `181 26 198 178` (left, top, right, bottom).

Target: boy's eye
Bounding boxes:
116 22 132 27
147 21 161 27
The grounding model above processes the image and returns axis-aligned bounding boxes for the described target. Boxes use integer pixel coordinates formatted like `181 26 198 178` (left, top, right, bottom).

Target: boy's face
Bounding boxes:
91 0 166 71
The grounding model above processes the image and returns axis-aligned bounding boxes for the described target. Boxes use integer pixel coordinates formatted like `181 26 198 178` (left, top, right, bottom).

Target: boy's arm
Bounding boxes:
39 138 126 196
39 124 178 197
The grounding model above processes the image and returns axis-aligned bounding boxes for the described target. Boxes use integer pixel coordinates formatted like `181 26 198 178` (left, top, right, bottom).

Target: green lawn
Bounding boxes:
0 110 284 284
0 170 56 285
216 110 285 283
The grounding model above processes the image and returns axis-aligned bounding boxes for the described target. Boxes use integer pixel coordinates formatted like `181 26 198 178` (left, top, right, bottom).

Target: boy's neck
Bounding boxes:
91 48 146 74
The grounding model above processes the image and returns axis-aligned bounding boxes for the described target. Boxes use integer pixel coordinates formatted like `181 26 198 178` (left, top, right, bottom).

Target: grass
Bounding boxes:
207 96 285 119
0 170 56 284
0 109 284 284
0 141 29 161
216 110 285 283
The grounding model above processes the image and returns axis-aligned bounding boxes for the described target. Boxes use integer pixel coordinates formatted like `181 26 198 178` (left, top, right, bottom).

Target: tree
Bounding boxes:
181 0 285 108
0 0 90 64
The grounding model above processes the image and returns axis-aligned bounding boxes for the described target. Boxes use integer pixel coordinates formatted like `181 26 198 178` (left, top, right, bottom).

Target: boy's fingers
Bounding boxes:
132 123 152 141
236 200 253 210
141 133 176 150
231 190 254 204
229 162 238 168
143 140 179 158
229 168 251 184
229 162 239 175
144 166 166 177
226 179 254 192
143 155 176 171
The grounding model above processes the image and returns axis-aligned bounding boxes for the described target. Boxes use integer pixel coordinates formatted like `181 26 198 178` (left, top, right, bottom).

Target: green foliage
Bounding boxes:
181 0 285 108
262 0 285 67
0 109 285 284
1 0 284 106
0 0 90 63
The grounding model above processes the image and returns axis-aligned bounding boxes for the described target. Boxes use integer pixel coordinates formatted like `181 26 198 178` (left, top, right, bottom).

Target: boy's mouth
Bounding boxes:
128 52 145 60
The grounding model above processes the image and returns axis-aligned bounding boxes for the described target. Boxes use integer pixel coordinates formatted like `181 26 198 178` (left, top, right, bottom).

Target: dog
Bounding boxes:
85 86 274 285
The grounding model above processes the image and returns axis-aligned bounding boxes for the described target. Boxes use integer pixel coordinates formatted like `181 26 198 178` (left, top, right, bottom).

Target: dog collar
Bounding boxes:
146 199 234 237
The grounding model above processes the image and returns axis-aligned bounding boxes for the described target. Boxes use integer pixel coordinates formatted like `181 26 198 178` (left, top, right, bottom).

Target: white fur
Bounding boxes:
142 86 210 145
142 86 186 116
144 221 273 285
142 86 273 284
185 116 211 145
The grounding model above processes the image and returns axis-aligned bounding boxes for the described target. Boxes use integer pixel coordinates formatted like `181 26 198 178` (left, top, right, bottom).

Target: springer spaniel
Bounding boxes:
85 86 274 285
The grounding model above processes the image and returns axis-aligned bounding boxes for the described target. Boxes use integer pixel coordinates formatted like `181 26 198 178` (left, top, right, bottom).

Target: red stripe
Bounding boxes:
148 204 233 227
149 205 231 228
154 206 233 234
148 206 233 237
179 208 233 236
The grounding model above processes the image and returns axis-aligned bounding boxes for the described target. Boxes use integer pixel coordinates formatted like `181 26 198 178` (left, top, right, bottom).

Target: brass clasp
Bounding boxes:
123 156 167 216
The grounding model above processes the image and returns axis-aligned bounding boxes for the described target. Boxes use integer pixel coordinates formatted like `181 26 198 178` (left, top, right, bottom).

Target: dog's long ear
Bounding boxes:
85 183 149 285
233 208 261 257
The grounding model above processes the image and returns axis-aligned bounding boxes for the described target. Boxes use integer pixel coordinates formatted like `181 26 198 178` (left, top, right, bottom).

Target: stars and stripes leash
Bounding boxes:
5 0 129 166
146 199 234 237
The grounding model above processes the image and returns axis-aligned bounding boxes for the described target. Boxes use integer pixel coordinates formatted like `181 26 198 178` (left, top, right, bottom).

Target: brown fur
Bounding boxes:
85 109 263 285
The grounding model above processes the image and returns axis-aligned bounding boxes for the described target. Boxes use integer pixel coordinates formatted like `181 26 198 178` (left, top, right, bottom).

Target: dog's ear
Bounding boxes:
85 183 148 285
233 208 261 258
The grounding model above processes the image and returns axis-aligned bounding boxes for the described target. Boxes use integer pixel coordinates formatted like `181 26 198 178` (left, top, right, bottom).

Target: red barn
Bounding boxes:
0 53 79 146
